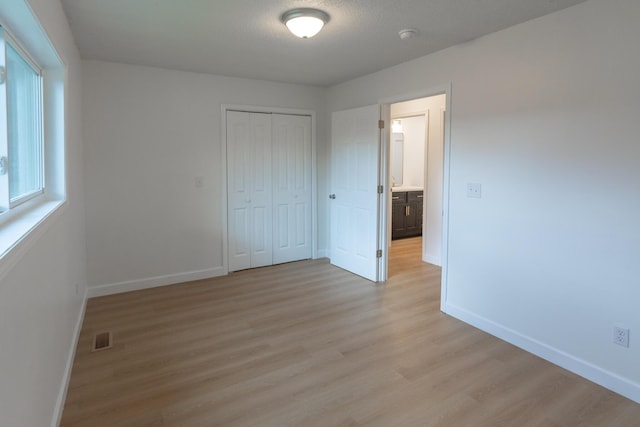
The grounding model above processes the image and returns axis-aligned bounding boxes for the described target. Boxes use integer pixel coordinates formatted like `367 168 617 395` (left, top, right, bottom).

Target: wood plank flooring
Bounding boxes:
61 238 640 426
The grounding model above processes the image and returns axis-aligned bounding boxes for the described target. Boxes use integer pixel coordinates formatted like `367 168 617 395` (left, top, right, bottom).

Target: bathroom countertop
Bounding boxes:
392 186 423 192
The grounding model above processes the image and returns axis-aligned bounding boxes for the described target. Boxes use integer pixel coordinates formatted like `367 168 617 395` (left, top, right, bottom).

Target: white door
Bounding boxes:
272 114 312 264
227 111 273 271
330 104 381 281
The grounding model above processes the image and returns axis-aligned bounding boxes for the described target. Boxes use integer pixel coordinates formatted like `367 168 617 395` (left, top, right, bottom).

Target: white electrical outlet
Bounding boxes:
613 325 629 348
467 183 482 198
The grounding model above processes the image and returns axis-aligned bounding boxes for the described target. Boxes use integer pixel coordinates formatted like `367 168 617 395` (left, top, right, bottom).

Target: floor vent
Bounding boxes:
92 331 113 352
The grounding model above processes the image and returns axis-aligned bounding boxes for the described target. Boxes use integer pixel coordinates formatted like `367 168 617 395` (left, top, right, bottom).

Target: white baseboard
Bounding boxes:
87 267 227 298
423 252 441 266
443 302 640 404
52 287 87 427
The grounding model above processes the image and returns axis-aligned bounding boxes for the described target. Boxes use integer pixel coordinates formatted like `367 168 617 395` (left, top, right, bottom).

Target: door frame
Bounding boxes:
221 104 318 274
379 84 452 312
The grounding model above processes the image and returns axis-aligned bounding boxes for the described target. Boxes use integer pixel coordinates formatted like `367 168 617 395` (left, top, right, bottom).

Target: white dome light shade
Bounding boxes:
286 16 324 38
281 8 330 39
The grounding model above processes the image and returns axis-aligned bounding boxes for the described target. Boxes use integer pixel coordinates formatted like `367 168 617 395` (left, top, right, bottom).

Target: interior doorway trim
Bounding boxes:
379 84 452 313
220 104 318 274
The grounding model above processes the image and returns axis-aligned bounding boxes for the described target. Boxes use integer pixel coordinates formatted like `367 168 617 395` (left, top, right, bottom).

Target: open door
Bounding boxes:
330 104 382 282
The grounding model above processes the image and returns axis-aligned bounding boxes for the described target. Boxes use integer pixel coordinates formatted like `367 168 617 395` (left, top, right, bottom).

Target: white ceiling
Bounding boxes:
60 0 587 87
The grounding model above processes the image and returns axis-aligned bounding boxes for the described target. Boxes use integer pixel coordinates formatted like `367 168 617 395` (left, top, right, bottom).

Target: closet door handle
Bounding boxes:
329 194 336 199
405 205 410 216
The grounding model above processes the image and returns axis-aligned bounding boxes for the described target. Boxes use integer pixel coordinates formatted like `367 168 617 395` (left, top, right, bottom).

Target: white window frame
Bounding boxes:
0 11 66 276
1 28 45 210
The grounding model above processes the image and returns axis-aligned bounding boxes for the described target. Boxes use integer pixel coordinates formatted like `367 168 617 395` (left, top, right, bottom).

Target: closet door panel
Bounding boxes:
227 112 273 271
272 114 312 264
227 111 252 271
249 114 273 268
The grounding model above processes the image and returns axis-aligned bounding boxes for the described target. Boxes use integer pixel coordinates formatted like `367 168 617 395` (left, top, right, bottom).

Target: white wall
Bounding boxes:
327 0 640 402
423 95 446 266
82 61 327 293
0 0 86 426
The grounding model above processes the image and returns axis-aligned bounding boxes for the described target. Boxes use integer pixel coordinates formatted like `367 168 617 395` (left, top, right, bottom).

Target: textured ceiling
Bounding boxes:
60 0 587 87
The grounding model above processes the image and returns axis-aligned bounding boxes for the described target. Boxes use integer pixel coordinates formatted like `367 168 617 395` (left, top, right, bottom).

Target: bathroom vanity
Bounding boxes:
391 188 423 240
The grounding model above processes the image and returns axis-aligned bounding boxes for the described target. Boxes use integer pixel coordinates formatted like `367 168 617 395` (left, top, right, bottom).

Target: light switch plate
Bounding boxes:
467 183 481 198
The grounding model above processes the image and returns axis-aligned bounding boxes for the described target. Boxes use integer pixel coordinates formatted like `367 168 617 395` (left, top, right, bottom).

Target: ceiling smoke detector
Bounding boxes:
398 29 418 40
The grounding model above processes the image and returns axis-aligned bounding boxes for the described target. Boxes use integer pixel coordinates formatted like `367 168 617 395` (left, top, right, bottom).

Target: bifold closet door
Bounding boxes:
272 114 312 264
227 111 273 272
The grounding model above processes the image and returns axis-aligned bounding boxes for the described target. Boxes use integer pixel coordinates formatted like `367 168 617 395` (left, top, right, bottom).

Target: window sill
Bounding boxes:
0 197 65 280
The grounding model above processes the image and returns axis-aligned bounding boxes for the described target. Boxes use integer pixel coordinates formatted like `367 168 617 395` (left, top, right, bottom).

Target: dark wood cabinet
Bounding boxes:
392 191 423 240
392 192 408 239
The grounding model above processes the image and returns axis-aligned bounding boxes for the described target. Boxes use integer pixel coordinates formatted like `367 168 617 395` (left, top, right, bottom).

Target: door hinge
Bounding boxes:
376 249 382 258
378 120 384 129
0 156 7 175
377 185 383 194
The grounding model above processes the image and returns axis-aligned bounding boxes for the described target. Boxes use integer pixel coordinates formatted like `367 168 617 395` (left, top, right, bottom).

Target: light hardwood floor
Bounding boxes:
61 237 640 426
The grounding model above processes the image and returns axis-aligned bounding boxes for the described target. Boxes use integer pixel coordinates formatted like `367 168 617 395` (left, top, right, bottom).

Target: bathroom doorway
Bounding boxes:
388 93 446 277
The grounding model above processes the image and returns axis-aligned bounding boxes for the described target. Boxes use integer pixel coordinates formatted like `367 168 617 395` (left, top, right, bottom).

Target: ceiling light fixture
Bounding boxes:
398 29 418 40
281 8 330 39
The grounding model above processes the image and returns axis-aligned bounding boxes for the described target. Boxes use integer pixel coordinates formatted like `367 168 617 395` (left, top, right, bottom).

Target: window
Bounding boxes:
0 13 63 266
0 28 44 212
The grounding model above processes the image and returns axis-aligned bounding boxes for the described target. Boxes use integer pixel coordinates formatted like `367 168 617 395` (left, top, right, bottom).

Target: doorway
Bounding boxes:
327 89 450 295
386 93 447 278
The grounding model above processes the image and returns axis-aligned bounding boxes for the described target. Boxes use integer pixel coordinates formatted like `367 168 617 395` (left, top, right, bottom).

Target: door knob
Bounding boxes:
329 194 336 199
